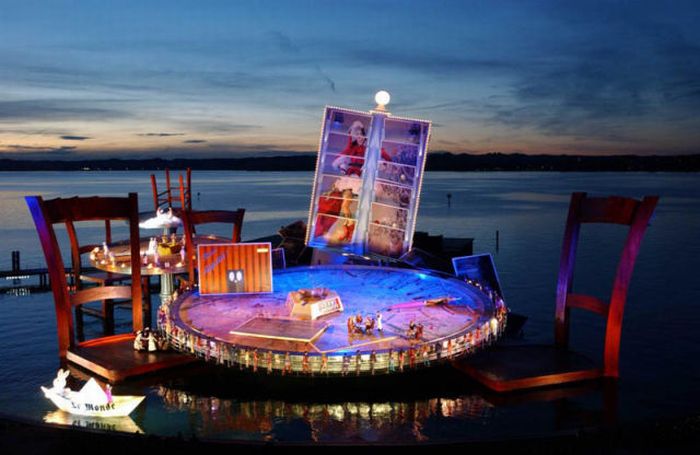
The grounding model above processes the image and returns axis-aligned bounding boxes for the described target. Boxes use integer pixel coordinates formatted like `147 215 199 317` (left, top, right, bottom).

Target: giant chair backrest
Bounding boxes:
25 193 143 358
181 209 245 284
150 168 191 213
65 217 112 290
178 172 192 212
554 192 659 377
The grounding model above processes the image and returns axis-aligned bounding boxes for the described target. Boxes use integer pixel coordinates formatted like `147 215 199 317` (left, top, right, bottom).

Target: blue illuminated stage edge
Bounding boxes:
160 265 507 376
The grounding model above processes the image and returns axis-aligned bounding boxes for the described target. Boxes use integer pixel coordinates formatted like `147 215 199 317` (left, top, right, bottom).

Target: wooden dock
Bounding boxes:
66 334 196 383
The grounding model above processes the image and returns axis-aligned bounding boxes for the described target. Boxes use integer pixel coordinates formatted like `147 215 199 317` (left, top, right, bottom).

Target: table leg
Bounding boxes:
160 273 174 304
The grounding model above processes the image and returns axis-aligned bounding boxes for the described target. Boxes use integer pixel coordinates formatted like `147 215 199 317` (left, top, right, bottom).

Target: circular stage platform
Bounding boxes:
161 265 506 376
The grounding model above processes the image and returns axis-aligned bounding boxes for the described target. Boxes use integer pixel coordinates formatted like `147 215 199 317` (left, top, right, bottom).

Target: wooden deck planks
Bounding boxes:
66 334 196 383
454 344 601 392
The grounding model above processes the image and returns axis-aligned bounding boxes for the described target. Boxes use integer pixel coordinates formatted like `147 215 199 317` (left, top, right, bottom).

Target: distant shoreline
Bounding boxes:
1 152 699 172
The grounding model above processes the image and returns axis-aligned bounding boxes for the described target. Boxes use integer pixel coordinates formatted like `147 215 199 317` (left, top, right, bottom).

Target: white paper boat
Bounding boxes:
41 370 145 418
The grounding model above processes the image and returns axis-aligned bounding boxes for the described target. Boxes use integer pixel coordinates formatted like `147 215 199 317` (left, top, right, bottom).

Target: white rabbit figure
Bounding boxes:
148 332 158 352
52 369 70 393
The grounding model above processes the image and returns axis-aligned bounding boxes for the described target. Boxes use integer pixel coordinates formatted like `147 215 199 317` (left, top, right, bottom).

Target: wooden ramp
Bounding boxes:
66 334 196 383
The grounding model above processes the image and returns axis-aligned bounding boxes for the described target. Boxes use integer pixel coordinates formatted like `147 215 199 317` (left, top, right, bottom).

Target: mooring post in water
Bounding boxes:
447 193 452 208
496 230 500 252
11 250 20 272
11 251 20 285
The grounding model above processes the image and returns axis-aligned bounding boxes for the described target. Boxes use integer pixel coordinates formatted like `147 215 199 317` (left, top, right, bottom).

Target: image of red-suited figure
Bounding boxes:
332 120 393 176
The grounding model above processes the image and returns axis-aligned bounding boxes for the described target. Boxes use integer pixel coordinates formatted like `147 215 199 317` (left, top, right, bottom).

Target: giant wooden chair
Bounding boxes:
26 194 144 365
150 167 191 214
65 217 151 337
458 192 659 392
181 209 245 286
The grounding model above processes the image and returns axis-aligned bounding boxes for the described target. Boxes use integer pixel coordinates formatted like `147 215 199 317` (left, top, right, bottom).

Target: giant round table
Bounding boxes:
161 265 505 376
90 234 228 304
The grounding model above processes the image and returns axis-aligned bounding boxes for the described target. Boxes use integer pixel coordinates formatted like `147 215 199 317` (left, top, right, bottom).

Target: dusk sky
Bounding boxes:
1 0 699 159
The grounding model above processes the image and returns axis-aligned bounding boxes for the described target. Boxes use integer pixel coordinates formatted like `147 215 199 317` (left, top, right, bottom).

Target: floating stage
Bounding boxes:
161 265 505 376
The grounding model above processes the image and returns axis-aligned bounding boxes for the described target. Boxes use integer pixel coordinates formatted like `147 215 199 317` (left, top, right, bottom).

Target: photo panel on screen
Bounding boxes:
373 181 412 209
316 175 361 219
325 110 372 177
371 203 408 231
198 243 273 295
311 215 356 246
327 109 372 137
383 119 426 145
376 161 416 187
321 151 366 177
367 224 406 258
379 142 419 167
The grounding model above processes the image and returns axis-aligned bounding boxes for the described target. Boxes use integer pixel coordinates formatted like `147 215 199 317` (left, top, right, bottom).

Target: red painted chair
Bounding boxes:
457 192 659 392
180 209 245 287
150 168 191 214
25 193 144 360
65 216 130 336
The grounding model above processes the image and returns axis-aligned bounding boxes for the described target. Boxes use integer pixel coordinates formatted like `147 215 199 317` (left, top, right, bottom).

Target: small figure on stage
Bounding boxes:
342 353 350 376
133 330 143 351
252 348 259 372
370 350 377 375
364 315 375 334
355 350 362 376
231 345 239 368
284 351 292 375
347 316 355 335
321 352 328 375
376 311 383 332
398 349 405 372
302 351 311 375
104 384 113 404
243 348 250 369
266 350 273 374
355 313 364 333
407 320 416 339
422 344 430 366
147 331 158 352
388 349 395 372
415 322 424 341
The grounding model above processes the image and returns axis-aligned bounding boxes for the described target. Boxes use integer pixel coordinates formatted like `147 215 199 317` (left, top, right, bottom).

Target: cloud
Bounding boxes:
182 139 207 144
0 99 130 122
60 135 91 141
268 30 301 54
172 120 262 134
314 64 336 93
0 144 78 158
137 132 186 137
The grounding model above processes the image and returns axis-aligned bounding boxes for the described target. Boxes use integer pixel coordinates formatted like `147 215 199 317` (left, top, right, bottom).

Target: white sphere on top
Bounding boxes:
375 90 391 106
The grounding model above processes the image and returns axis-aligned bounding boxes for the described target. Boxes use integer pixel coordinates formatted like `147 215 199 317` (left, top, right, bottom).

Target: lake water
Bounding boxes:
0 170 699 443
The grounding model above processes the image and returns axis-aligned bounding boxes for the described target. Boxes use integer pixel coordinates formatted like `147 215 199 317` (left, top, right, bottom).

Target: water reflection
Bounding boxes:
156 385 493 442
44 410 144 434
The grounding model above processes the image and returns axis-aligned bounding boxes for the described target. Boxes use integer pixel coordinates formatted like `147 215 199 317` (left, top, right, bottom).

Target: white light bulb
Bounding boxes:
375 90 390 107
